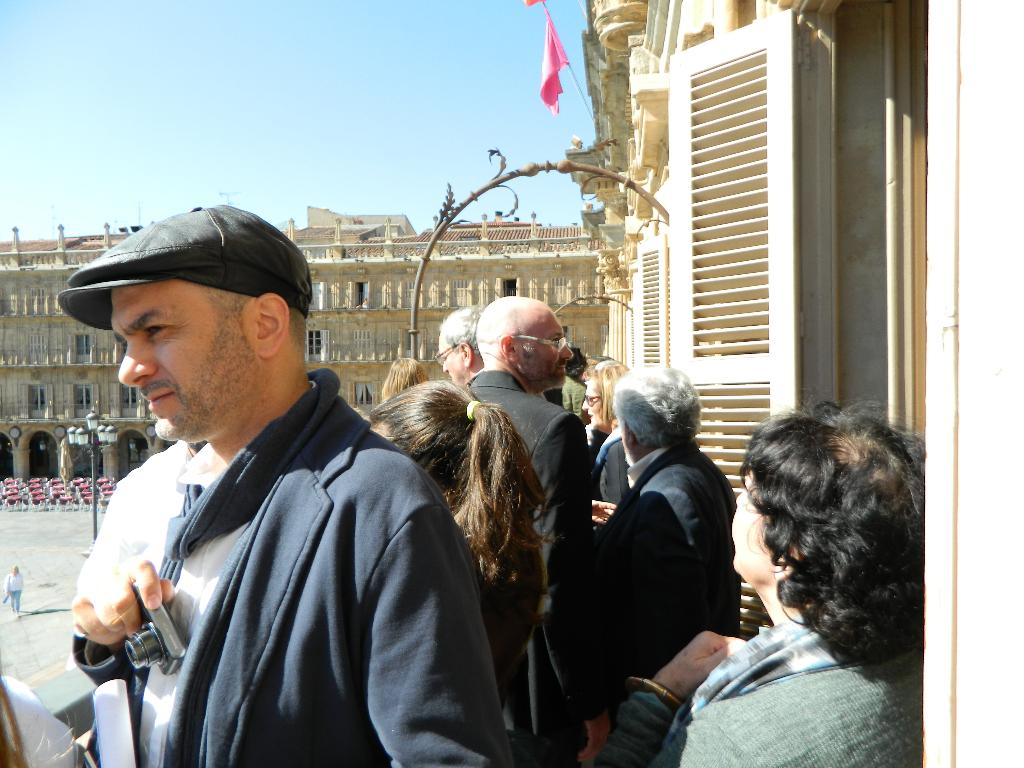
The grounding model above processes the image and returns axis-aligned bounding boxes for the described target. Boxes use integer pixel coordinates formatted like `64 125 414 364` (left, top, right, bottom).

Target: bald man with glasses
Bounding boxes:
473 297 609 767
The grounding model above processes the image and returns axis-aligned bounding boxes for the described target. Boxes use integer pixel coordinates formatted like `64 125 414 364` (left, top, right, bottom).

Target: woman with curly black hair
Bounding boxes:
369 380 545 700
597 403 924 768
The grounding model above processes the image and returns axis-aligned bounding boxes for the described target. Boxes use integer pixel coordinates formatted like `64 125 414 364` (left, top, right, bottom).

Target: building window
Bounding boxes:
404 281 417 309
552 276 571 305
503 278 518 297
29 287 47 315
121 384 139 410
600 324 609 355
354 382 374 407
28 333 46 364
311 281 325 311
354 281 369 308
74 383 93 417
307 329 325 361
451 279 471 307
75 334 92 363
29 385 47 418
353 329 371 357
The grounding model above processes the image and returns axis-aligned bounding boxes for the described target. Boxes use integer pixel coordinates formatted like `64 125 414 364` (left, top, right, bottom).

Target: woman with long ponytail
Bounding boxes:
370 380 545 696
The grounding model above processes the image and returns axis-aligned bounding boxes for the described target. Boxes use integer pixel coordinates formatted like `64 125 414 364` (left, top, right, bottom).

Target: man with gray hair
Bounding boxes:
594 366 740 721
437 306 484 385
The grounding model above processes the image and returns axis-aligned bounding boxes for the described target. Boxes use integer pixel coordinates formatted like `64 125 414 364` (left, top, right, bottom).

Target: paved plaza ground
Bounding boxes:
0 509 99 687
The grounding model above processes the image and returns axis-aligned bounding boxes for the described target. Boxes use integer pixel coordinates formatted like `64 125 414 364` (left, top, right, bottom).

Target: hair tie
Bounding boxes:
466 400 481 422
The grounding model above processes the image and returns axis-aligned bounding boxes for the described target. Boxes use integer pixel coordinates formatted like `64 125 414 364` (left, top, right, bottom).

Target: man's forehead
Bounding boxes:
521 310 561 337
110 281 200 332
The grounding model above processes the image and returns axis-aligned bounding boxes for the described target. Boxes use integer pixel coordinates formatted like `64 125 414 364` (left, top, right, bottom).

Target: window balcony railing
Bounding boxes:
0 349 122 366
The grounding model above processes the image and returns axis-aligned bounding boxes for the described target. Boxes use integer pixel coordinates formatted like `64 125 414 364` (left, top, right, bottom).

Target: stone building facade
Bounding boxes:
0 209 605 479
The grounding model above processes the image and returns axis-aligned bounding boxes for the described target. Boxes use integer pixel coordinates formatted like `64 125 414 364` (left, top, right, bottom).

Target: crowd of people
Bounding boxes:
0 205 924 767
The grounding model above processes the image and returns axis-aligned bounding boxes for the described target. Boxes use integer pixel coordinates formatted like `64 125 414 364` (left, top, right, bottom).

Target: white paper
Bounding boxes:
93 679 136 768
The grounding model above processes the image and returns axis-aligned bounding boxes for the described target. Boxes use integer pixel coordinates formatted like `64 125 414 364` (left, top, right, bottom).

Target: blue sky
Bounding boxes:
1 0 596 239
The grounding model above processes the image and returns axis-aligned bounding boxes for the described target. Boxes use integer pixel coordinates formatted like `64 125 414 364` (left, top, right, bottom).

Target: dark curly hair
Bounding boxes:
740 402 924 663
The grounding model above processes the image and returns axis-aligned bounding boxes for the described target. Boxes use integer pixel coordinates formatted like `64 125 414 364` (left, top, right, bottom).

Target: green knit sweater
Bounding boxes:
596 653 922 768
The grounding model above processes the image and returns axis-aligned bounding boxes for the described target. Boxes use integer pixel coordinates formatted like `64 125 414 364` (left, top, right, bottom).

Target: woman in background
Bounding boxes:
380 357 428 401
584 363 630 520
596 403 924 768
370 381 545 697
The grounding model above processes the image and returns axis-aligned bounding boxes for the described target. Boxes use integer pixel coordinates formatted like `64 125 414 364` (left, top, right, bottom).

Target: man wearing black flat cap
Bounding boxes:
65 206 511 768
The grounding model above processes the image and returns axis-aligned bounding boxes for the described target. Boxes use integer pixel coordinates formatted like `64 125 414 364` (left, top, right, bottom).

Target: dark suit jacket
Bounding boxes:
595 438 629 506
594 441 740 721
472 370 606 736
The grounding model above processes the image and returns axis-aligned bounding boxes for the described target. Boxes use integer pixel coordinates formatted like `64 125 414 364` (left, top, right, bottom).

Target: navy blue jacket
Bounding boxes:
76 391 511 767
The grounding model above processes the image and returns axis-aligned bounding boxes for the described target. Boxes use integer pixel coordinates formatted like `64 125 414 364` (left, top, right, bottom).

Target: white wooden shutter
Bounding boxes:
631 233 669 367
669 9 797 493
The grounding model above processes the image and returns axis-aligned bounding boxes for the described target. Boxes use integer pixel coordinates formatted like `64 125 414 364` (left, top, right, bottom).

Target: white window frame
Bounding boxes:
29 384 47 418
306 329 328 361
311 281 325 311
75 333 93 362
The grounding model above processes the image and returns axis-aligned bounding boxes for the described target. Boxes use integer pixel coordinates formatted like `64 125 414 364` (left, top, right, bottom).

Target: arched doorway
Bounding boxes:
0 434 12 477
28 431 57 477
117 430 149 477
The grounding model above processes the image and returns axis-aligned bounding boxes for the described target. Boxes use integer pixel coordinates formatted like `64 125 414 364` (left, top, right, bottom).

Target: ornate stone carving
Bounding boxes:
594 0 649 52
597 248 629 291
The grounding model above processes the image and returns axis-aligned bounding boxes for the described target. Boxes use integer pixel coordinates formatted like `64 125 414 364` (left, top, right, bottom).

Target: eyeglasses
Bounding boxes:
511 334 572 351
584 394 601 405
435 342 478 364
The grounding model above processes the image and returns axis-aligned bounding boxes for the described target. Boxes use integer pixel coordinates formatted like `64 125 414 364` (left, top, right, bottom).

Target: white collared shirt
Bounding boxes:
78 441 246 768
625 446 670 488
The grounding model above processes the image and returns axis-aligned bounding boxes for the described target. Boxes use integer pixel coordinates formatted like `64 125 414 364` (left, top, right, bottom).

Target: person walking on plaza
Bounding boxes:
594 367 739 721
3 566 23 615
59 206 511 768
437 306 485 385
473 296 608 767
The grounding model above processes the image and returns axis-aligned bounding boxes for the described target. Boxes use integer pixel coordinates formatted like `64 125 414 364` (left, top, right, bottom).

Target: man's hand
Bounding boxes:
652 631 746 701
577 709 610 761
72 558 173 650
591 500 617 525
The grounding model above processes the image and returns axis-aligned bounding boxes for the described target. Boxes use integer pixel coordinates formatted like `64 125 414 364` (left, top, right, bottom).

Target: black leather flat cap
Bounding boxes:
58 205 312 329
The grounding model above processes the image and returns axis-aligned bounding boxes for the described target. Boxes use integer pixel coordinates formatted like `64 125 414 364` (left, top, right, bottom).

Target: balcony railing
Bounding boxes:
0 348 121 366
0 403 150 423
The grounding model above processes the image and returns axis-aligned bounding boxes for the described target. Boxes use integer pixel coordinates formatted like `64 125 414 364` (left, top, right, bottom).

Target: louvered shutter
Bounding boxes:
632 234 669 367
669 11 797 636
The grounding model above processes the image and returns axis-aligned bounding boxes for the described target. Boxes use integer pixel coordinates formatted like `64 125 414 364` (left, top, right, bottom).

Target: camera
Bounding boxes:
124 582 187 675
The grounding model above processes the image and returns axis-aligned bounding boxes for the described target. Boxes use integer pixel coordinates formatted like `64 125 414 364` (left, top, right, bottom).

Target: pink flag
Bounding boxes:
539 7 569 115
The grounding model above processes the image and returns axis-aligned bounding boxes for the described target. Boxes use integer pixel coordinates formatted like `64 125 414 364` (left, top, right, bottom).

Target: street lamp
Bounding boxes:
71 412 117 541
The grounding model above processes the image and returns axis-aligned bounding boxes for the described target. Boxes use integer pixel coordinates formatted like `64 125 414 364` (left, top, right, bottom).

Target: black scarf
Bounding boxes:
157 369 341 767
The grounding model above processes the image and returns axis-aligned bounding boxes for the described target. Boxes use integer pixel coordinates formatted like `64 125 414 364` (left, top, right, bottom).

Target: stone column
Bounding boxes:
598 248 632 363
13 445 29 479
101 444 118 481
